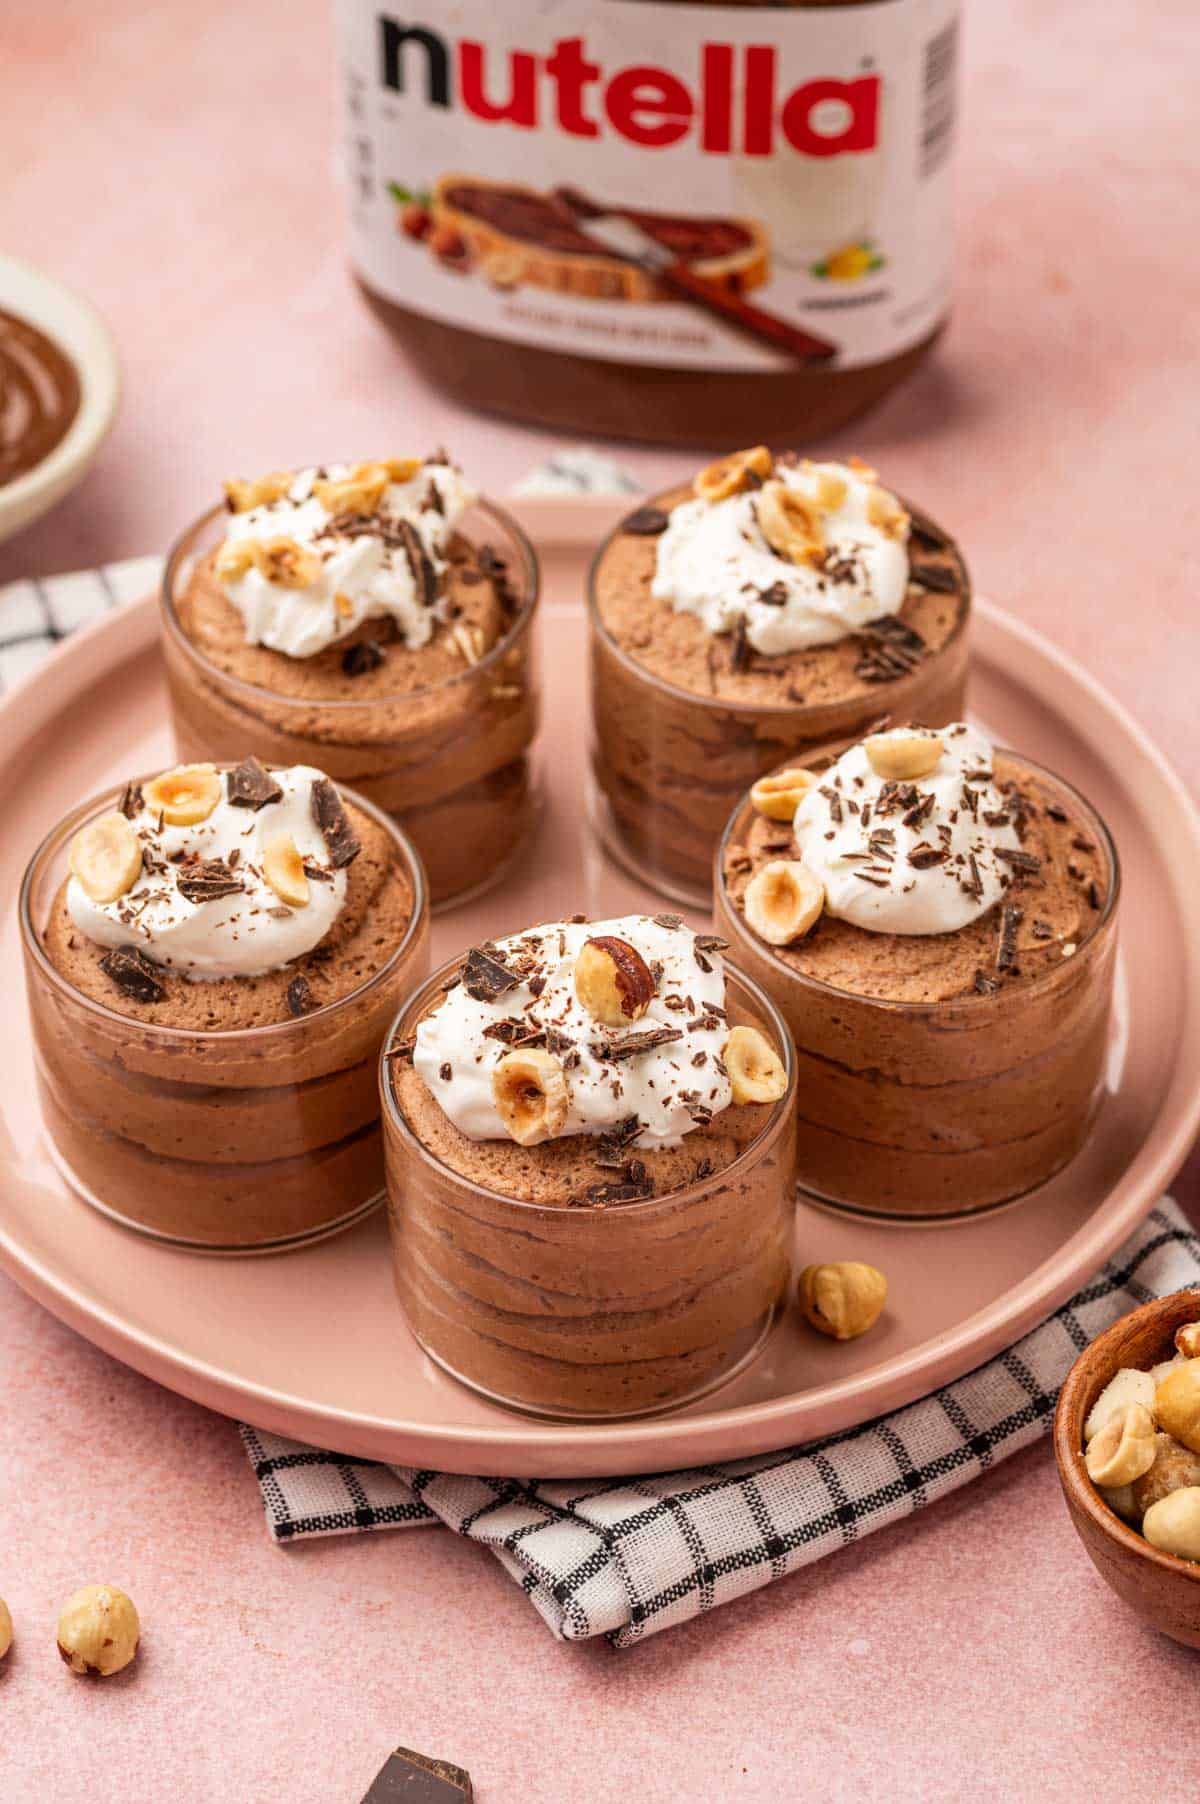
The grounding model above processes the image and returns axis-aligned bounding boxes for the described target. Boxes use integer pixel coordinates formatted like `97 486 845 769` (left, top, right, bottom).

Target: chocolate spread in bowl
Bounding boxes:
0 307 81 487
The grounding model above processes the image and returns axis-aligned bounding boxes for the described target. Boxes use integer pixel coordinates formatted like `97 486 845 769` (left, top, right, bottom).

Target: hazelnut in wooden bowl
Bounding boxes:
1054 1288 1200 1648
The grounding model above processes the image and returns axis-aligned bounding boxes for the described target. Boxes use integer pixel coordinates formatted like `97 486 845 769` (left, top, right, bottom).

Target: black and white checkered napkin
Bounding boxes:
0 556 162 691
242 1203 1199 1647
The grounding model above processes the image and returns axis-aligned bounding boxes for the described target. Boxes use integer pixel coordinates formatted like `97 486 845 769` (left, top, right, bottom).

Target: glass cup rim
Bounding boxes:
19 766 429 1046
379 949 797 1217
160 492 541 712
715 745 1122 1017
586 477 971 719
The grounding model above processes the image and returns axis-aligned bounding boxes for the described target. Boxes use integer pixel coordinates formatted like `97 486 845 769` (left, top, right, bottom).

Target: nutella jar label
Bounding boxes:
337 0 959 374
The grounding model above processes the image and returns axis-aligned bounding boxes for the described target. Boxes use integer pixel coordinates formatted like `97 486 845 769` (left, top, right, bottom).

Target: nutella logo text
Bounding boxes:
378 19 880 157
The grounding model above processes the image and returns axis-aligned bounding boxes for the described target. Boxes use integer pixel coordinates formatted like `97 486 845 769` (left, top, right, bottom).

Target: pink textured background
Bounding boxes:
2 1 1198 1798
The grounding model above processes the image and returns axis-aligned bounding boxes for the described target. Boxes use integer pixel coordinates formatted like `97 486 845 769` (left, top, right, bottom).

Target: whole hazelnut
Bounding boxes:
798 1261 887 1341
429 224 470 269
1175 1320 1200 1360
1130 1432 1200 1518
57 1585 140 1677
400 202 432 241
1154 1358 1200 1454
0 1597 11 1660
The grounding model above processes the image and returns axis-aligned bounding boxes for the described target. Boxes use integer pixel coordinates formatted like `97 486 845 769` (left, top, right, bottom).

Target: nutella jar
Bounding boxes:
336 0 960 446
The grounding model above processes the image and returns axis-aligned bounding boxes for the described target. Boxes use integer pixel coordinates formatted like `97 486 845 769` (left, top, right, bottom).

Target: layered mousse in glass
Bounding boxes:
716 723 1119 1220
21 758 429 1249
589 449 970 904
161 454 540 908
382 913 797 1418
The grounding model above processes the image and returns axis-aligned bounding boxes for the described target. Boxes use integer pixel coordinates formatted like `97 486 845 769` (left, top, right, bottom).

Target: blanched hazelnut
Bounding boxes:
1084 1366 1156 1443
574 937 655 1027
1154 1359 1200 1453
802 462 848 512
743 860 824 947
693 445 773 503
144 763 221 827
69 811 143 904
749 767 818 822
1142 1487 1200 1563
864 730 944 781
1084 1403 1157 1488
755 480 825 566
0 1596 11 1660
798 1262 887 1341
215 535 321 589
1176 1320 1200 1359
1131 1433 1200 1518
492 1049 569 1146
223 470 292 513
722 1025 787 1104
313 464 390 516
57 1585 140 1677
261 834 310 908
866 484 909 540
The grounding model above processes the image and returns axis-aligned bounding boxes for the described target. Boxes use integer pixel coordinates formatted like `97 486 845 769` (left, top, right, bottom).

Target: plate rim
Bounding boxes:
1 591 1198 1476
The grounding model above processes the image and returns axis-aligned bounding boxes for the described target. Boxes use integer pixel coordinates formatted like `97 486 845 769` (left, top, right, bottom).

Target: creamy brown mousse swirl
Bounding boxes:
384 919 796 1417
0 307 81 487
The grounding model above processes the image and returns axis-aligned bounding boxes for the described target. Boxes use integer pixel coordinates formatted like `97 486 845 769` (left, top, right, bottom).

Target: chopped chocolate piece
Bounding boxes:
117 781 143 820
757 581 789 606
341 638 386 677
359 1746 473 1803
908 559 957 593
592 1026 684 1062
311 777 361 868
286 975 314 1017
995 847 1042 876
1045 803 1069 823
99 946 165 1003
973 969 1000 995
227 756 284 811
1031 919 1054 941
819 784 843 824
962 854 984 900
176 858 245 903
462 945 520 1002
1087 880 1102 910
910 516 948 553
302 860 333 883
694 934 728 954
907 843 946 869
439 1061 452 1082
729 614 751 673
397 519 437 607
996 904 1024 975
386 1036 416 1065
693 1156 714 1181
593 1114 642 1167
652 913 683 930
621 504 669 536
583 1172 655 1206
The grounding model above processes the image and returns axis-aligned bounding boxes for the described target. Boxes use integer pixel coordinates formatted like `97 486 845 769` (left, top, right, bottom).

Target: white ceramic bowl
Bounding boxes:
0 254 120 545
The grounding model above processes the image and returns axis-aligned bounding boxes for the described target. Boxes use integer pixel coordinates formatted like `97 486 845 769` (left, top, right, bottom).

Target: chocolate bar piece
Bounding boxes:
360 1747 473 1802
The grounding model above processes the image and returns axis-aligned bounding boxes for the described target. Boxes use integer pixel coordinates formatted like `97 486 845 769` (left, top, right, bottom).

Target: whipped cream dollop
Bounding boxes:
69 763 350 979
414 916 733 1148
653 458 910 657
793 724 1024 935
217 458 476 659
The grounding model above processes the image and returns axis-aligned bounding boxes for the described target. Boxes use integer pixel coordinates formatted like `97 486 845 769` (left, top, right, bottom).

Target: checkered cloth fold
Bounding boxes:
243 1203 1199 1647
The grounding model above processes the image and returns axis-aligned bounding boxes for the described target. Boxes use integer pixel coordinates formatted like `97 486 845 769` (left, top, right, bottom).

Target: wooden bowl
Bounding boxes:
1054 1288 1200 1647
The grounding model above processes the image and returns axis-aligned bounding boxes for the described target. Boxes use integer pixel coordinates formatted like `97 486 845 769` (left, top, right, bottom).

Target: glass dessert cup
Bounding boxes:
714 755 1121 1222
381 960 798 1421
587 486 971 907
20 777 430 1253
160 498 541 912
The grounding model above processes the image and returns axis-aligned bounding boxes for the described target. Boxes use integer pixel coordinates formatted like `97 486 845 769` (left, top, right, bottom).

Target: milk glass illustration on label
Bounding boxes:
338 0 959 374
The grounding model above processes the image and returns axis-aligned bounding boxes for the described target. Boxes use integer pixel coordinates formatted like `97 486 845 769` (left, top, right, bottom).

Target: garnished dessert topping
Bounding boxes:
226 755 284 811
654 456 912 659
743 860 825 947
213 456 476 659
783 723 1026 937
144 763 222 827
340 638 387 677
574 935 655 1027
722 1025 787 1104
750 766 817 822
286 974 315 1017
69 812 143 904
67 763 350 979
413 916 758 1149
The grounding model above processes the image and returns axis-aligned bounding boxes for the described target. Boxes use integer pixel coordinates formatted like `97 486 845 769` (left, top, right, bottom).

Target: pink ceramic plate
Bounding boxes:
1 575 1197 1478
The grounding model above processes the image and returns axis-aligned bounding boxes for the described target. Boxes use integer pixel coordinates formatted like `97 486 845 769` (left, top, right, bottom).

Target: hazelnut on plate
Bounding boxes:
798 1261 888 1342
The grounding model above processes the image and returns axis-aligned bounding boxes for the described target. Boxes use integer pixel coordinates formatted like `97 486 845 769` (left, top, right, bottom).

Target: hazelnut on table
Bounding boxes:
0 1596 11 1660
57 1585 140 1677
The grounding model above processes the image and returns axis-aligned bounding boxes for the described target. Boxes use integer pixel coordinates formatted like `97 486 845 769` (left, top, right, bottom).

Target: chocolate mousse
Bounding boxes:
21 758 429 1248
0 306 81 487
383 914 797 1417
161 454 540 908
716 723 1120 1218
589 449 970 902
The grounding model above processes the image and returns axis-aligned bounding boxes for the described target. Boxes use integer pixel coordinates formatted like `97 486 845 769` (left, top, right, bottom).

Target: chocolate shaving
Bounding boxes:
311 777 361 868
1031 919 1054 941
227 756 283 811
910 517 948 553
99 946 165 1003
176 859 245 904
593 1115 642 1168
996 904 1024 975
995 847 1043 876
386 1036 416 1065
341 638 386 676
591 1026 683 1062
819 784 843 824
482 1018 545 1049
117 781 143 820
909 560 958 593
397 519 437 606
302 860 333 883
973 969 1000 996
1045 803 1069 823
1087 880 1102 910
286 975 314 1017
652 913 683 930
757 581 789 607
854 612 928 683
729 615 751 674
621 505 669 536
583 1171 655 1206
907 843 946 869
462 945 520 1002
962 854 984 900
